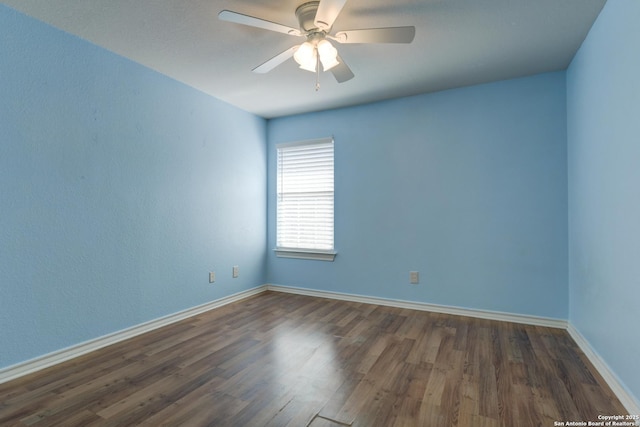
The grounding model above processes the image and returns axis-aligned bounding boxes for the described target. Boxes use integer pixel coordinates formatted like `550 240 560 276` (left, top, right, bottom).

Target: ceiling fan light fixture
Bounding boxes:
220 0 416 86
317 39 339 71
294 41 317 72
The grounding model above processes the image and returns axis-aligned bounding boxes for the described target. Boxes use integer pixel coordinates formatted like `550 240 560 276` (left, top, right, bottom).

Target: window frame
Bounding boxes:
274 137 336 262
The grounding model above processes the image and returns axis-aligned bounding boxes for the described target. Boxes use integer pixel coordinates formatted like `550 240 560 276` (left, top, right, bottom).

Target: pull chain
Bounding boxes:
315 50 320 91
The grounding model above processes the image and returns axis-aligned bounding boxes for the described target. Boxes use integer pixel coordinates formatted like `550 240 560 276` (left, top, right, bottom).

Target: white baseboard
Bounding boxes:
0 285 268 385
266 284 568 329
567 324 640 417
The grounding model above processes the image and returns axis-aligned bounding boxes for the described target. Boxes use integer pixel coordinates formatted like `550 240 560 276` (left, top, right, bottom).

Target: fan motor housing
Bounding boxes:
296 1 322 32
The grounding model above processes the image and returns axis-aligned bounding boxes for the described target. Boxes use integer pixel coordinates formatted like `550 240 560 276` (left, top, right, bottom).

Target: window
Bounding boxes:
275 138 335 261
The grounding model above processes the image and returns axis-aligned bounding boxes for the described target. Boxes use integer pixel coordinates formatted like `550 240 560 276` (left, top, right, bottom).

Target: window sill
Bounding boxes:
274 248 337 261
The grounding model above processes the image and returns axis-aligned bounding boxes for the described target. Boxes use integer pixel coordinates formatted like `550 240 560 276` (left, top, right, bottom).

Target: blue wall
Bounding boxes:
267 72 568 319
567 0 640 407
0 6 266 368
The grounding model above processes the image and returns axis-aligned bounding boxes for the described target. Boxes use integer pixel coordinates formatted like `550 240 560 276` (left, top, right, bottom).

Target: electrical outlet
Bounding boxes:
209 272 215 283
232 265 239 278
410 271 419 284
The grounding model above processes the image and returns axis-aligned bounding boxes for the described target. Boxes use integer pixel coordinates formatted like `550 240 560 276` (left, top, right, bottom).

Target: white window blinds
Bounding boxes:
277 138 334 254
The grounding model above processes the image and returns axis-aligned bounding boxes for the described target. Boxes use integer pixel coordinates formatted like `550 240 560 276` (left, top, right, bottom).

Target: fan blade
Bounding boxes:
334 26 415 44
330 54 354 83
219 10 302 37
252 46 298 74
314 0 347 31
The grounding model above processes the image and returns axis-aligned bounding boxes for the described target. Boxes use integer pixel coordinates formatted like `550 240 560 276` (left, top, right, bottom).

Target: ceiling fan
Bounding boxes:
218 0 415 88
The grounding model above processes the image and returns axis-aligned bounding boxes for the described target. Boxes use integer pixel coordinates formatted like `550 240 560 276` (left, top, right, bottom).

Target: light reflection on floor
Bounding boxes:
271 325 345 405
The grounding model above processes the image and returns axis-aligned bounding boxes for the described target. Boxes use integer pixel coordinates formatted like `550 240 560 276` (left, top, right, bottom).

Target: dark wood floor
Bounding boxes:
0 291 626 426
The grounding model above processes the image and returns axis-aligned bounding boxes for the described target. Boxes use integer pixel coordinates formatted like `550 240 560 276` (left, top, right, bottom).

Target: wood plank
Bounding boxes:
0 291 627 426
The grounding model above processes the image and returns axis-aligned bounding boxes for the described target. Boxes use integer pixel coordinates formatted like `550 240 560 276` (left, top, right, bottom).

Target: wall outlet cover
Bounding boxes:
410 271 419 284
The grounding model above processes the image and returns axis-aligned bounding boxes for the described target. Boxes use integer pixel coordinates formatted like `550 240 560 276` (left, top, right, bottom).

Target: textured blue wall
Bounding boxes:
567 0 640 407
267 72 568 319
0 6 266 368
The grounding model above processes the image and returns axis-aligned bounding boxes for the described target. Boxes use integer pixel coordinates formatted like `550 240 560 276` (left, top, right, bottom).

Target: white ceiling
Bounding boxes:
2 0 606 118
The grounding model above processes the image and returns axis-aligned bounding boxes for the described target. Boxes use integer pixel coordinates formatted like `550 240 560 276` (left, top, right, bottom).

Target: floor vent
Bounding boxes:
307 413 354 426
